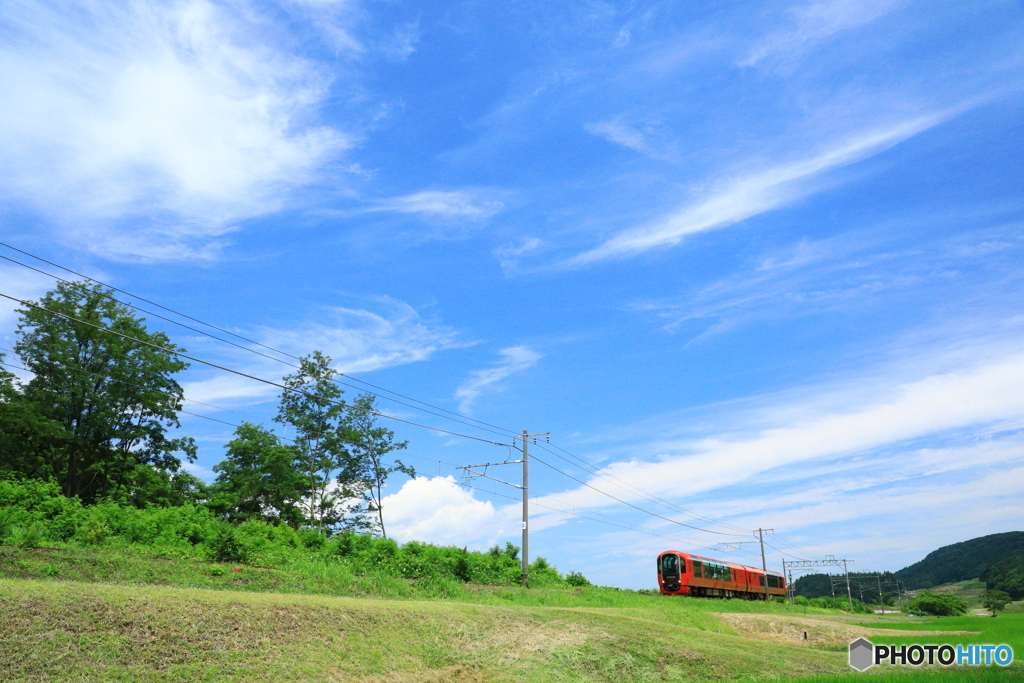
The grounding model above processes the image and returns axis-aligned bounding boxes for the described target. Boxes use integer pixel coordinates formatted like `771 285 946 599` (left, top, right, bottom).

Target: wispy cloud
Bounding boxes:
532 346 1024 514
0 0 351 261
584 120 679 162
632 225 1024 338
494 237 543 274
365 190 505 220
566 113 948 267
180 297 469 406
740 0 905 68
456 346 542 413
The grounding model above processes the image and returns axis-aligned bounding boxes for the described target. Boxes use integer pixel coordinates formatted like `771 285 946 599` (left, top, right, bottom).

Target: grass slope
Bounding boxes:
4 547 1023 682
1 578 846 683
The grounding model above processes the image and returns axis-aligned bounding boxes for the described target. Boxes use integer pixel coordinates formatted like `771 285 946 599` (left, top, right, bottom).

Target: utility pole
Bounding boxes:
876 573 883 606
756 528 773 601
459 430 547 589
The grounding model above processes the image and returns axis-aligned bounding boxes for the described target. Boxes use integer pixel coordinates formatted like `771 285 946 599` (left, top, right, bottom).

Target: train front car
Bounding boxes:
657 550 787 599
657 550 689 595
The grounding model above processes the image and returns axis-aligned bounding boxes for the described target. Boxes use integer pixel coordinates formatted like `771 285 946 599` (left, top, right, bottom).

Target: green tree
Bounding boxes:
982 589 1011 617
275 351 353 531
342 393 413 539
10 282 195 502
906 591 968 617
210 422 306 527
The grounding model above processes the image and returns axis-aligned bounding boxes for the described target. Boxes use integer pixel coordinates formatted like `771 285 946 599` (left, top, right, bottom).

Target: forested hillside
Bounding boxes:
980 548 1024 599
895 531 1024 588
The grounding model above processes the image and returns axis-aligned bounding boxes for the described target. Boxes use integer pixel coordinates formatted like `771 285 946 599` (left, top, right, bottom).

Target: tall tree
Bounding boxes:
210 422 306 527
12 282 195 502
342 393 413 539
275 351 352 531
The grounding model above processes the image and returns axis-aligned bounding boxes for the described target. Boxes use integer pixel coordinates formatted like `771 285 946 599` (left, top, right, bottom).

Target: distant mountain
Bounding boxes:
895 531 1024 589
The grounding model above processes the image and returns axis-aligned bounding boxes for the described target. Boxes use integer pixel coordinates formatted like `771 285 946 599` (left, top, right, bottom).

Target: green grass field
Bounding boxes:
3 547 1023 682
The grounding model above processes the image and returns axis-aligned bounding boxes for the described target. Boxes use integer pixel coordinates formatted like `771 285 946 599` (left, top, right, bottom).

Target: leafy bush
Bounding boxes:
0 476 582 589
565 571 591 587
208 527 249 564
906 591 968 616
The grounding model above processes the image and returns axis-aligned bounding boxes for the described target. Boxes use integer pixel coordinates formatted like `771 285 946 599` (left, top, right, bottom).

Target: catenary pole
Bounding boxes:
843 559 853 612
522 429 529 588
756 528 773 601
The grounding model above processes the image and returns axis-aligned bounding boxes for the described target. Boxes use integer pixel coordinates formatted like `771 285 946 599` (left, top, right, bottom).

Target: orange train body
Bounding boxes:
656 550 786 599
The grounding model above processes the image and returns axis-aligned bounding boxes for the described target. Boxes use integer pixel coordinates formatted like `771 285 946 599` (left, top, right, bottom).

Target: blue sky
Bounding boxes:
2 0 1024 588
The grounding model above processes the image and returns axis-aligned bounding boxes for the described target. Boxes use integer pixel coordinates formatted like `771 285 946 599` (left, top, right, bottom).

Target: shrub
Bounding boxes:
907 591 968 617
565 571 591 587
208 527 249 564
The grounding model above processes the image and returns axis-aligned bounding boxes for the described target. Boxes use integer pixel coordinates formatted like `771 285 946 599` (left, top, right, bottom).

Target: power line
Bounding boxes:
767 535 820 561
538 441 751 533
527 451 750 537
0 290 511 448
451 480 763 561
0 345 273 426
763 540 816 562
0 244 519 439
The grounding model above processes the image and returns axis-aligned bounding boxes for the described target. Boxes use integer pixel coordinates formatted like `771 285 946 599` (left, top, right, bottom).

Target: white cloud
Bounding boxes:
632 228 1024 338
494 237 543 274
0 0 350 260
566 114 947 266
584 120 679 162
180 297 468 406
455 346 542 413
366 190 505 221
741 0 904 68
261 298 469 374
381 476 515 547
179 373 278 407
533 349 1024 513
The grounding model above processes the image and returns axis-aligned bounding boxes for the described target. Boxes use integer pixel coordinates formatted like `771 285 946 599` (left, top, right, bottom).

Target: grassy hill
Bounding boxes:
895 531 1024 589
5 545 1024 682
6 575 1023 683
2 576 849 683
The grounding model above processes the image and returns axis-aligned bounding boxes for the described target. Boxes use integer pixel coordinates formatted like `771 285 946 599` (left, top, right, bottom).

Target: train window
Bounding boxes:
693 559 703 578
758 574 765 586
767 575 779 588
661 554 678 574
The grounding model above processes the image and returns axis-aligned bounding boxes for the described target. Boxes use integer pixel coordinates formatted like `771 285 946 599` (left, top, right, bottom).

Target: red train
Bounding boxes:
657 550 786 599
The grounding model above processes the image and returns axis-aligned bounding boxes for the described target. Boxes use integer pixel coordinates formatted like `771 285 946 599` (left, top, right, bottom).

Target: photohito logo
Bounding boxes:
848 638 1014 671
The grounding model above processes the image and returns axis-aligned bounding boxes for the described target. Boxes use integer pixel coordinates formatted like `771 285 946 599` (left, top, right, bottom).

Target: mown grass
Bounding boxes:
0 577 847 683
5 546 1022 682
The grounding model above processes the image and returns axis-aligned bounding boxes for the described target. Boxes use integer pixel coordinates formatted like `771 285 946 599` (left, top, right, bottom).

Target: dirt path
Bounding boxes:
716 613 978 647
